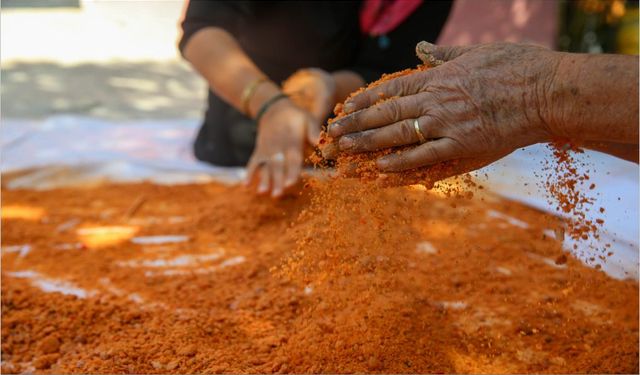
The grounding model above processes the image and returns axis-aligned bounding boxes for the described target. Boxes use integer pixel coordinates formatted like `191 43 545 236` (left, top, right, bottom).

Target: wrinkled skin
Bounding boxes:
245 69 335 197
328 42 561 172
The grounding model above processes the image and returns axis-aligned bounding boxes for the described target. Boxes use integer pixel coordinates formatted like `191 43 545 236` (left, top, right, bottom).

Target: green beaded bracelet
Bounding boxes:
255 93 289 125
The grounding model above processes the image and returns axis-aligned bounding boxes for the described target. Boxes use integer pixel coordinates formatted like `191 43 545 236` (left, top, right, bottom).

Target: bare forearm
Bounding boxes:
182 27 279 117
582 141 639 163
548 53 639 144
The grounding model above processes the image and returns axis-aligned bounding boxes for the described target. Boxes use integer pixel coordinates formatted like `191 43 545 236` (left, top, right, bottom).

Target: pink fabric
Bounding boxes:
437 0 558 49
360 0 424 36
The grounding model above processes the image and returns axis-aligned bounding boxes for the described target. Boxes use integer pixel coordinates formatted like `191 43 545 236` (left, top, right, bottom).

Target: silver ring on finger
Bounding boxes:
271 152 285 163
413 119 427 144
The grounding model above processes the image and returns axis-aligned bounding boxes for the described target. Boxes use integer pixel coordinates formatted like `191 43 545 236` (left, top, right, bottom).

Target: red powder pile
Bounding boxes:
2 181 638 373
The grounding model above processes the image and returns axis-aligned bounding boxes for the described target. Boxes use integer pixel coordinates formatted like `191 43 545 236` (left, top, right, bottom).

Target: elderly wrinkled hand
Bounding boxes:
327 41 561 172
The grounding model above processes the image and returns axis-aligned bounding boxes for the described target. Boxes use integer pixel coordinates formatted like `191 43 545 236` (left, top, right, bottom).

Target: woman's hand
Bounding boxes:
244 68 336 198
283 68 337 124
328 42 562 173
245 98 317 198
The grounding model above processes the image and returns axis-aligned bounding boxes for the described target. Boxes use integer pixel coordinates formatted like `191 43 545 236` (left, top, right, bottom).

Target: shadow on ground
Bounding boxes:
2 0 79 8
1 61 207 120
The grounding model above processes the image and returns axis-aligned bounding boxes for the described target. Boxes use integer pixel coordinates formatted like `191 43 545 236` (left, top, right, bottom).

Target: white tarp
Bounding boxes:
1 116 244 187
1 115 637 279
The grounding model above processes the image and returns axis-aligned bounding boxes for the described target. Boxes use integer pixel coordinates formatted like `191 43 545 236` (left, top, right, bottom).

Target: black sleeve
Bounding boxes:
348 66 387 84
346 1 453 84
178 0 250 55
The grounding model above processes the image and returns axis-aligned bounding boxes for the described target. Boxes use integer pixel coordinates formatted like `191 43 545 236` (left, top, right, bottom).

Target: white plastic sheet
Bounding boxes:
1 116 244 188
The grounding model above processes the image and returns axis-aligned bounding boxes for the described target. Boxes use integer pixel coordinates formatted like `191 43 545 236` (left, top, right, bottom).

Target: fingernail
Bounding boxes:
272 188 282 198
377 158 390 171
285 177 296 187
344 102 355 114
328 121 342 136
258 184 268 194
417 41 434 52
339 136 354 150
321 143 339 160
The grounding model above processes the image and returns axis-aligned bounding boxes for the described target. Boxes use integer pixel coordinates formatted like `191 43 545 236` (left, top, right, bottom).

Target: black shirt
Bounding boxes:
180 0 452 166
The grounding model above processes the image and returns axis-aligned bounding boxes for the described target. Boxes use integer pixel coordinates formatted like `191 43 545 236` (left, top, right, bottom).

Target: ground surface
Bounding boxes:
1 1 206 120
1 179 638 373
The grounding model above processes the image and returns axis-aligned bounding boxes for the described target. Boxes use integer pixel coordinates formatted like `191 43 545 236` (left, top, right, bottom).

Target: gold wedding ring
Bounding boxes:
414 119 427 144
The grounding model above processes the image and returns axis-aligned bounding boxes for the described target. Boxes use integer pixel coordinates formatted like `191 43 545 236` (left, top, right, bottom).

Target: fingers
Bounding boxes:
284 148 303 188
243 156 278 196
377 138 464 172
244 158 260 187
329 94 427 138
338 115 444 153
340 43 469 116
342 71 435 115
245 155 267 189
321 142 339 160
246 149 304 198
310 94 333 122
416 41 472 64
270 152 285 197
306 118 321 145
257 164 270 194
